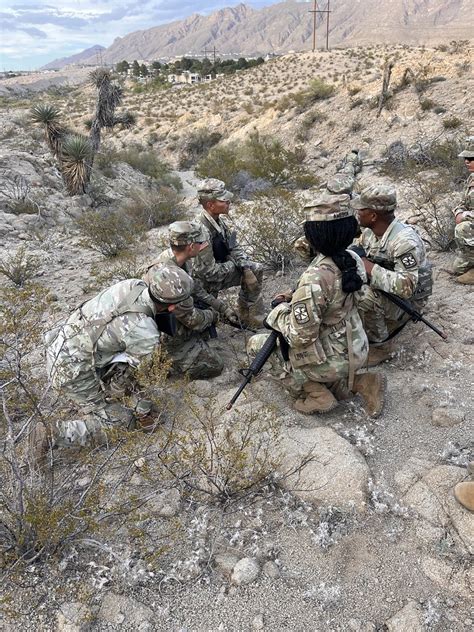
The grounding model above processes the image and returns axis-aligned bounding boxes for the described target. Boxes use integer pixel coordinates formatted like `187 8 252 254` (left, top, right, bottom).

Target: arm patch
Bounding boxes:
400 252 417 269
293 302 310 324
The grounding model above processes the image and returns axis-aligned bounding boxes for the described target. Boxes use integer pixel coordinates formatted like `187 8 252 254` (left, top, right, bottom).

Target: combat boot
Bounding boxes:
29 421 51 469
367 342 394 367
454 481 474 511
294 381 338 414
352 372 386 418
455 269 474 285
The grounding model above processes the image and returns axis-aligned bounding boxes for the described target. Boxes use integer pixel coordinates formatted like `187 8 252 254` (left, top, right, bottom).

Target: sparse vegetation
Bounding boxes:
0 246 40 287
77 208 144 257
121 186 184 228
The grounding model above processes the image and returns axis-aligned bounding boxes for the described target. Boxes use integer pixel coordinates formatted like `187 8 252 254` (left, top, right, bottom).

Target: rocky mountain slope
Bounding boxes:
40 45 105 71
92 0 474 64
0 43 473 631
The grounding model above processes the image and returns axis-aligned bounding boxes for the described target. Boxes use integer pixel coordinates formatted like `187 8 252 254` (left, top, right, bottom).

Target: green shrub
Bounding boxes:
77 208 144 257
178 128 222 169
420 98 436 111
442 116 462 130
121 187 185 229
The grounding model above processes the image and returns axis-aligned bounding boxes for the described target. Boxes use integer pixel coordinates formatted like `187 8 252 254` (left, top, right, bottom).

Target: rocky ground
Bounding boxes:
0 44 473 631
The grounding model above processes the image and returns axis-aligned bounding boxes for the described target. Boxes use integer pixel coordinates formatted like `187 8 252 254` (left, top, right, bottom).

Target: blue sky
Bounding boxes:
0 0 285 71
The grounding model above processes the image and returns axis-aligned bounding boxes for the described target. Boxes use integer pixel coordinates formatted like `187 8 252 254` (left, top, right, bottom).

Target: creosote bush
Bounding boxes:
235 188 305 271
121 186 185 229
77 208 144 257
196 131 317 197
0 246 40 287
178 128 222 169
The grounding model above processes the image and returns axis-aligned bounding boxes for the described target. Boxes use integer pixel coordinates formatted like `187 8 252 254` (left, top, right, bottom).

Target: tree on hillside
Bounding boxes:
116 60 130 74
30 69 135 196
132 60 141 77
140 64 149 78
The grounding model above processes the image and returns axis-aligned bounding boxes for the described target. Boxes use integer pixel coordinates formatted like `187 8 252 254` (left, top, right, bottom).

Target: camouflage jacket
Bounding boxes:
358 219 428 299
453 173 474 221
46 279 160 392
192 209 250 287
265 253 368 381
144 248 225 314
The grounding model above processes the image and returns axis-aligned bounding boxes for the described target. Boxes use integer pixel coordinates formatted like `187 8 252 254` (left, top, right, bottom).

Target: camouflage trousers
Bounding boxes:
453 220 474 274
53 362 152 448
205 263 263 307
247 331 366 397
163 333 223 380
357 286 416 344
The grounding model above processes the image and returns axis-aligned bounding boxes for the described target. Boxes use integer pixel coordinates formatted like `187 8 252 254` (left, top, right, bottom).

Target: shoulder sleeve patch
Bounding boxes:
292 302 310 324
400 252 418 269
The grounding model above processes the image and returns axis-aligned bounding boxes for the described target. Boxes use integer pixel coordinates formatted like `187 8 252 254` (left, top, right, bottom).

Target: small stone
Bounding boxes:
262 561 280 579
56 602 91 632
134 457 146 469
386 600 424 631
251 614 264 630
214 553 239 577
431 407 465 427
147 488 180 518
231 557 260 586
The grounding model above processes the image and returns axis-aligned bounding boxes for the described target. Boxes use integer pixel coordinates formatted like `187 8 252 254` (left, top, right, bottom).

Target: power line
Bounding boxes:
308 1 332 51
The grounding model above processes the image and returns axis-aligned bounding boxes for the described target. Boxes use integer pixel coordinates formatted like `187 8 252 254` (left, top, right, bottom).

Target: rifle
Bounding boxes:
226 330 279 410
379 290 447 340
226 297 289 410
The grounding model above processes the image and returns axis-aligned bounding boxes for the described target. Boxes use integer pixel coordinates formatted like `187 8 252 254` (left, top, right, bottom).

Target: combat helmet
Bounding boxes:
148 266 192 304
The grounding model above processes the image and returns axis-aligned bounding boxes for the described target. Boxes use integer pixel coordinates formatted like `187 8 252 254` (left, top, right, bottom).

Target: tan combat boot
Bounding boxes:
352 372 386 418
294 381 338 414
367 342 394 367
455 269 474 285
454 481 474 511
29 421 51 470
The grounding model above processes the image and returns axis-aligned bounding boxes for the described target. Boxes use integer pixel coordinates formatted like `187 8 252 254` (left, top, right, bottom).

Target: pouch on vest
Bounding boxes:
413 264 433 301
212 232 230 263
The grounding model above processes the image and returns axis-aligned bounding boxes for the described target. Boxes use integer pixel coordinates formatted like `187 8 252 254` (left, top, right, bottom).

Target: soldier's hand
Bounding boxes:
271 289 293 307
211 310 220 325
223 306 240 324
242 268 260 292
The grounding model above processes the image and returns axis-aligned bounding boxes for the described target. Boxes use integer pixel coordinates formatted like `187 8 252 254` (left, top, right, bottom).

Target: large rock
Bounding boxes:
403 465 473 554
277 426 369 511
231 557 260 586
385 600 424 632
98 593 154 631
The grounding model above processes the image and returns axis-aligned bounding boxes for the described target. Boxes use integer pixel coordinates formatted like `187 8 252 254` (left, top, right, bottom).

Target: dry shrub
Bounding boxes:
235 188 305 272
0 246 40 287
77 208 144 257
178 128 222 169
121 186 185 229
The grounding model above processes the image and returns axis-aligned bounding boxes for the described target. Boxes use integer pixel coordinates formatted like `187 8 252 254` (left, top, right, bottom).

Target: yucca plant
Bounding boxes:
61 134 93 195
30 104 66 158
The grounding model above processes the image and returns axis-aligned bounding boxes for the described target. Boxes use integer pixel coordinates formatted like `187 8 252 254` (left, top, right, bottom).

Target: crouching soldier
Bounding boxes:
147 265 224 380
42 278 162 453
352 184 432 366
144 220 239 325
452 139 474 284
192 178 265 327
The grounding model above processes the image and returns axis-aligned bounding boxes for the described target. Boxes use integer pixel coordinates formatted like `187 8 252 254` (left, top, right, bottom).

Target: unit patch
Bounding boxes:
293 302 310 324
400 252 417 269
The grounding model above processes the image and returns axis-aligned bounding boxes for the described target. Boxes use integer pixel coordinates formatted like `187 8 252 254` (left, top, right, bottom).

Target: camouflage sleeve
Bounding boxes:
191 277 226 313
119 314 161 360
172 296 215 332
370 245 419 299
192 226 237 285
265 281 328 348
453 176 474 219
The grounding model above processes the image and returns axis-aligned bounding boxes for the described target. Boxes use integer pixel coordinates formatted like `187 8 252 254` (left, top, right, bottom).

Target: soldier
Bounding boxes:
192 178 264 327
143 220 239 324
43 278 162 450
247 192 385 417
452 139 474 285
146 264 224 381
352 184 432 366
294 150 363 261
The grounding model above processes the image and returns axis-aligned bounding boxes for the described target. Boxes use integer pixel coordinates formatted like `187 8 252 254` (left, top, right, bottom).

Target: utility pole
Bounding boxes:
308 1 332 52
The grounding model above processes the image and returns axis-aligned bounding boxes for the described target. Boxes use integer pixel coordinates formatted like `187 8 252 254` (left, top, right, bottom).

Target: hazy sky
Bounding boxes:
0 0 287 70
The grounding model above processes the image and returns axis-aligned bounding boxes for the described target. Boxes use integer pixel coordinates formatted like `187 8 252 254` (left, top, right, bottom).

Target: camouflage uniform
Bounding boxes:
192 178 264 322
45 279 160 447
452 153 474 275
147 262 223 380
294 150 362 261
353 185 431 343
248 193 369 396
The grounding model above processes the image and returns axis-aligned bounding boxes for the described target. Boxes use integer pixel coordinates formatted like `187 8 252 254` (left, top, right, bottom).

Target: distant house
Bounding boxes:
167 71 201 85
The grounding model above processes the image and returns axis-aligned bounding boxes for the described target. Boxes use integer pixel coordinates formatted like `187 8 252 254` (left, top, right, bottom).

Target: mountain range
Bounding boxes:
41 45 105 71
42 1 473 68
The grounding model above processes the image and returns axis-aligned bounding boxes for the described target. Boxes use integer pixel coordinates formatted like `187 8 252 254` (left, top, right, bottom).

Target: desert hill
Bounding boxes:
90 0 474 64
40 45 105 70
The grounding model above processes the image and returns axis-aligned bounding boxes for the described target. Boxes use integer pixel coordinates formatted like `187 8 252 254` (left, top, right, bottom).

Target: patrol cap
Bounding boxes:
197 178 234 202
148 265 192 304
168 220 206 246
458 137 474 159
352 184 397 212
304 192 354 222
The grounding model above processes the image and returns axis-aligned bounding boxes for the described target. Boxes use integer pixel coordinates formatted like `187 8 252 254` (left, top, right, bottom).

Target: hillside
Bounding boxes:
96 0 474 63
0 43 473 631
40 45 105 70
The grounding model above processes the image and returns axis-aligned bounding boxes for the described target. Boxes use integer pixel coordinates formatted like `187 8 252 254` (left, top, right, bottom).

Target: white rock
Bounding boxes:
262 560 280 579
231 557 260 586
251 614 265 630
214 553 239 577
98 593 154 630
56 602 91 632
431 407 465 427
386 601 424 632
277 426 369 511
